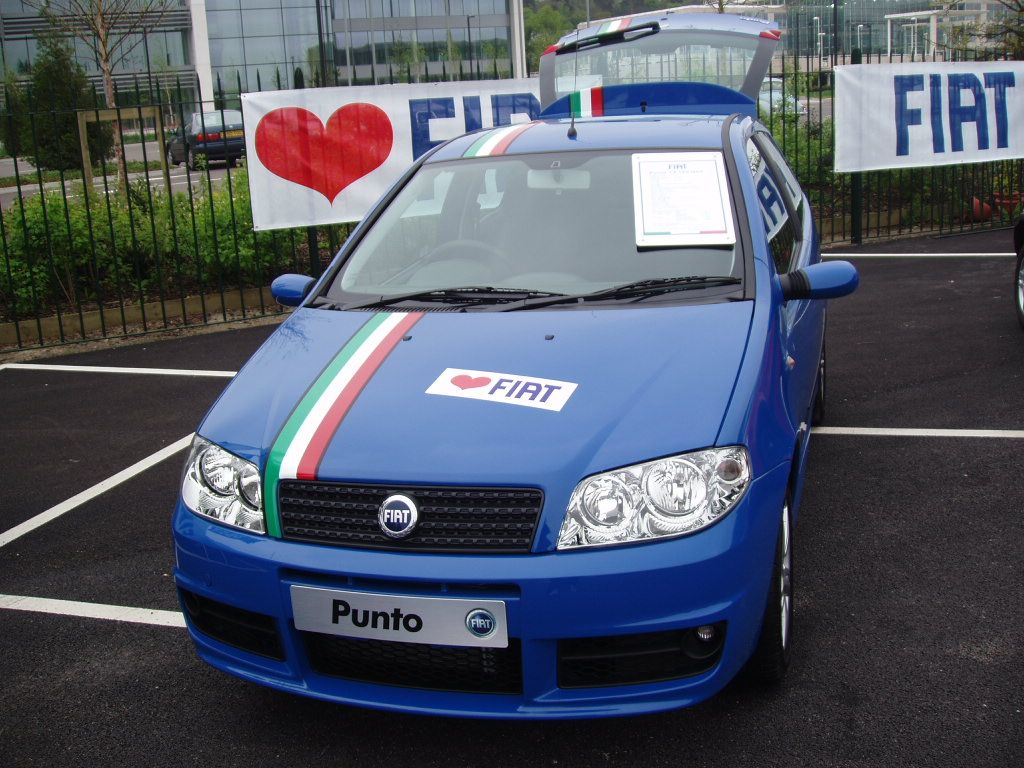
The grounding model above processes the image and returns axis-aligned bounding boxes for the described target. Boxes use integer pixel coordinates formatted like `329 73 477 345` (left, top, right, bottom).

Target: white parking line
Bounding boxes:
815 257 1015 264
0 594 185 628
0 434 194 548
0 363 237 377
812 426 1024 439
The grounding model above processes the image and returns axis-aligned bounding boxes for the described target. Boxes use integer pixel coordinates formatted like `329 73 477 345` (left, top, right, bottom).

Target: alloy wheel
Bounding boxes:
779 502 792 649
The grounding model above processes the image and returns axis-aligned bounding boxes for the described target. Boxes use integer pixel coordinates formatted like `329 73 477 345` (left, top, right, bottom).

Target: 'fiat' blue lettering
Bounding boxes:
894 71 1015 157
490 93 540 127
756 172 786 236
409 97 457 159
409 93 541 159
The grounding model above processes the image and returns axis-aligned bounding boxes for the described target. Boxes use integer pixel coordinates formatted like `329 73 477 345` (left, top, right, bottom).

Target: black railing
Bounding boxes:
761 43 1022 246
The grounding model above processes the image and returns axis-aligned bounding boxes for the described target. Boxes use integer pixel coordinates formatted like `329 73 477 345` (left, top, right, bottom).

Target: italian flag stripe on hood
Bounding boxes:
263 311 423 537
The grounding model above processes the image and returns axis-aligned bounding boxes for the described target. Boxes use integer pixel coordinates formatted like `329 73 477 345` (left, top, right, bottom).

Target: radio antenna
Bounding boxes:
568 26 581 139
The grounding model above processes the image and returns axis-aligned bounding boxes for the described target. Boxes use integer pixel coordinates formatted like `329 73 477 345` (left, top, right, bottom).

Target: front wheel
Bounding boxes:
1015 247 1024 329
748 499 793 683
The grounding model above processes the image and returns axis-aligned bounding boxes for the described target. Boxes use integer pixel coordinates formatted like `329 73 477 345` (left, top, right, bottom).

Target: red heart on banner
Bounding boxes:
254 104 394 203
451 375 491 390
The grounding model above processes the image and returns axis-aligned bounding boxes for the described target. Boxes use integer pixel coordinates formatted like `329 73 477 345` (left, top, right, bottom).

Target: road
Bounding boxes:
0 139 167 178
805 95 834 121
0 162 232 212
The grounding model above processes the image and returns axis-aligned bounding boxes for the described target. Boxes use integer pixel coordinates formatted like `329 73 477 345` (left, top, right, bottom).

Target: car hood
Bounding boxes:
201 302 753 490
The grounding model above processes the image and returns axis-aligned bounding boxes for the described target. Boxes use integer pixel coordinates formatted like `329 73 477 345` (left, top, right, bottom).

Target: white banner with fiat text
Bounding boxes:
241 80 540 231
834 61 1024 173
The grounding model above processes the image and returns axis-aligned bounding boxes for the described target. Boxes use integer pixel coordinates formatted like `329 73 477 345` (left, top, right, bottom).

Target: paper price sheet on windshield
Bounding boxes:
632 153 736 248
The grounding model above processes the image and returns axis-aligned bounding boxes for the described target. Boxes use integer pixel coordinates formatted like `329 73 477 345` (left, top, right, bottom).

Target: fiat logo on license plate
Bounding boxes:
465 609 497 638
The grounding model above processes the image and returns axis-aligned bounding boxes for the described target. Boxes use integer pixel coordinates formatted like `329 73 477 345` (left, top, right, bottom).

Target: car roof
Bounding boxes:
427 114 731 163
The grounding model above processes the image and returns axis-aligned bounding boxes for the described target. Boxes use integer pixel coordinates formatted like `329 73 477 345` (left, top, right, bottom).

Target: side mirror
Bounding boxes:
271 274 315 307
779 260 858 301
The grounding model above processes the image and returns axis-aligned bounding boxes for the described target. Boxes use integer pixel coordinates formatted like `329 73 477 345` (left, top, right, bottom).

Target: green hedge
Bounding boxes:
0 168 320 320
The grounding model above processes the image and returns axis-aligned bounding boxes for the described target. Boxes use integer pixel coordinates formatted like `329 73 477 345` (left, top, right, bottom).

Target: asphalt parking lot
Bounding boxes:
1 229 1021 767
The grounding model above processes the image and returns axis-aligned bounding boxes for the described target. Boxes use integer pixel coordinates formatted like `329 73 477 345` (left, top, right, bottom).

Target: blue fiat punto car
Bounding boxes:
173 14 858 719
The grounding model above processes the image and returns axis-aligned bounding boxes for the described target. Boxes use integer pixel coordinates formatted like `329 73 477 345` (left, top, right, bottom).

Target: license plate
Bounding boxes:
225 129 244 138
290 585 508 648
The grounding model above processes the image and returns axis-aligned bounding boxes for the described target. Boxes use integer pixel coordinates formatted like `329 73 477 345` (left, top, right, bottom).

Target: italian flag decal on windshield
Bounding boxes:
263 311 423 537
570 87 604 118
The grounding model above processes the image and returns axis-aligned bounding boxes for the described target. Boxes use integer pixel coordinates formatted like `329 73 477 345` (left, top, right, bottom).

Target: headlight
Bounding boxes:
557 447 751 549
181 437 265 534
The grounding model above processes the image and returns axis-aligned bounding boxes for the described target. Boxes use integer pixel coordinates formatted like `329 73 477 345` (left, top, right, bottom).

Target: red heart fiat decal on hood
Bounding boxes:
254 104 394 203
451 375 491 390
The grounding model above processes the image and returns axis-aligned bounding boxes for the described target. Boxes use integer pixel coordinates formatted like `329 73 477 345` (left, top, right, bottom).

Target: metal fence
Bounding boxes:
0 72 357 352
0 48 1021 352
762 43 1023 245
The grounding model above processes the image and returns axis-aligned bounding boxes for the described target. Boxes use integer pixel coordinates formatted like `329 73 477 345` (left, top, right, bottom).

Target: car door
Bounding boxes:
748 129 824 430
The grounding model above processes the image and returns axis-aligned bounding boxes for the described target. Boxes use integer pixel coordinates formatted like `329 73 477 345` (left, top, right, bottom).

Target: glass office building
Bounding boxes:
0 0 195 91
700 2 1012 59
1 0 523 103
3 1 1006 101
197 0 526 97
827 0 1009 58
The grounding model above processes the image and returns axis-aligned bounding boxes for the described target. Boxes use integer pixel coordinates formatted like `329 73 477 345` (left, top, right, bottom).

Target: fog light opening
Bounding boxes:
683 621 726 661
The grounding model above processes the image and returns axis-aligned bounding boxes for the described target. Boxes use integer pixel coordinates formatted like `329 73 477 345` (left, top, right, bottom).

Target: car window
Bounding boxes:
198 111 243 129
755 133 802 210
552 31 761 100
747 139 797 275
330 151 740 300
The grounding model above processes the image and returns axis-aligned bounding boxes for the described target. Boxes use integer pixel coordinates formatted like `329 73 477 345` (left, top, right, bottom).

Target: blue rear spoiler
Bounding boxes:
540 82 756 120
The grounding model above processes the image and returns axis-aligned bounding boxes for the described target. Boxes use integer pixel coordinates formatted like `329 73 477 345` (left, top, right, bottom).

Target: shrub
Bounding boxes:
0 167 312 320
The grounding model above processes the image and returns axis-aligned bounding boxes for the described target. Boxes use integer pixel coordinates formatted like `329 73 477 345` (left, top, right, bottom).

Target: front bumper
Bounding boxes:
172 462 789 719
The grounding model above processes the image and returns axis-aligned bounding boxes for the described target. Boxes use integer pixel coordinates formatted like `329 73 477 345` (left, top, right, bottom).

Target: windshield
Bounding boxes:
326 151 740 308
551 31 760 103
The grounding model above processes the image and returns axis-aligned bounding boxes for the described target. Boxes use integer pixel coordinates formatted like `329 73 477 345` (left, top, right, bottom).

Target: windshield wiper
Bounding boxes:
331 286 568 311
500 276 742 311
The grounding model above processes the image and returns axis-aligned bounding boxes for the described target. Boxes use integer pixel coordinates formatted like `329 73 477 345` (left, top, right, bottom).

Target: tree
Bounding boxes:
390 35 423 83
24 0 175 188
524 4 573 75
2 73 28 159
13 36 112 171
983 0 1024 57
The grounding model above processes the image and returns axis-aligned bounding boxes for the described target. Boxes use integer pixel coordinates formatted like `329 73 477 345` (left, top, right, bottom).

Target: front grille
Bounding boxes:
558 624 726 689
179 589 285 661
278 481 543 553
303 632 523 694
